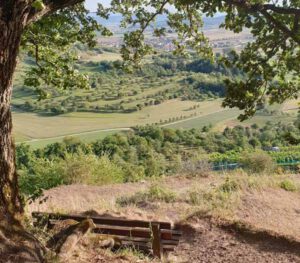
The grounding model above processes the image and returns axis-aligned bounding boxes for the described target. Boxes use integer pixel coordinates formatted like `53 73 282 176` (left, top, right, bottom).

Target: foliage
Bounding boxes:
19 158 64 196
101 0 300 120
279 179 298 192
22 4 107 98
17 121 300 196
19 152 124 196
240 151 275 174
14 0 299 119
219 177 239 193
61 152 124 185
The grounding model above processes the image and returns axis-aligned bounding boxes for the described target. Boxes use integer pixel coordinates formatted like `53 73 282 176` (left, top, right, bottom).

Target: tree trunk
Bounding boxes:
0 0 27 228
0 3 45 262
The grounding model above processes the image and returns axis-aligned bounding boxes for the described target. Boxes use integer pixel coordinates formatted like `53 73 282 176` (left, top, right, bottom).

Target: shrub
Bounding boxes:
19 158 64 196
62 152 124 185
280 179 297 192
144 152 167 177
19 152 126 197
147 184 177 202
181 158 212 177
122 163 145 182
240 151 275 174
219 177 239 193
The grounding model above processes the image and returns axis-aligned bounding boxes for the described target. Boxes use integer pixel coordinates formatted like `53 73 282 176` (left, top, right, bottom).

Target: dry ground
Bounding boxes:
29 173 300 262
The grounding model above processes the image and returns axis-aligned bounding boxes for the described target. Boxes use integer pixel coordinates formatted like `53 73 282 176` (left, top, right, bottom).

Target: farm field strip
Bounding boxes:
12 99 223 140
14 98 299 148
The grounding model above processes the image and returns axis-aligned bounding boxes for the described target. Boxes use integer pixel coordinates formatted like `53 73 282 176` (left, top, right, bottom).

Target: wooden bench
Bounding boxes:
32 212 182 259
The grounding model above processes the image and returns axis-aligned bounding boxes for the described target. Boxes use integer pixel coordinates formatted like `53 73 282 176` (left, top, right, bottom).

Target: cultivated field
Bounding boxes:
14 98 298 148
13 99 225 146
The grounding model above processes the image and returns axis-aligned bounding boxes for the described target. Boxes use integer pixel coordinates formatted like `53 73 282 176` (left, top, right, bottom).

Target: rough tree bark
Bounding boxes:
0 1 82 261
0 2 46 262
0 1 26 225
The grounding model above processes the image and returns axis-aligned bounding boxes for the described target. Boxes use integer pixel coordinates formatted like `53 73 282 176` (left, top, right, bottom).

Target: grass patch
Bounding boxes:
186 171 300 219
117 184 177 207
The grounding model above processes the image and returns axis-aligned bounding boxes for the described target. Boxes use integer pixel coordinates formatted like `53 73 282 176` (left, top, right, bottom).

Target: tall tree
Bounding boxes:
0 1 94 261
0 0 299 260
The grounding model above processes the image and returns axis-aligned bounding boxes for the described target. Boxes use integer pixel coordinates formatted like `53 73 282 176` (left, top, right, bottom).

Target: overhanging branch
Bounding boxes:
26 0 84 25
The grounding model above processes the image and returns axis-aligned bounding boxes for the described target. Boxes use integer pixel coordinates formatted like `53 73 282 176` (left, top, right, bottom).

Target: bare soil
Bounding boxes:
237 188 300 241
171 217 300 263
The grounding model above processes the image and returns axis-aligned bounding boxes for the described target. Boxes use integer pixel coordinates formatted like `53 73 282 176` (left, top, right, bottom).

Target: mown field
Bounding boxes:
13 99 222 146
13 98 298 148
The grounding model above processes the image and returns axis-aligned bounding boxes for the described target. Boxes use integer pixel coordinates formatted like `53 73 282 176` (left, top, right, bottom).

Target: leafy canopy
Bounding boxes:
23 0 300 119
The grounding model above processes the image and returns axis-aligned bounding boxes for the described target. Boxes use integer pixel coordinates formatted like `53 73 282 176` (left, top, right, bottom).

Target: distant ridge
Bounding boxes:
90 13 225 30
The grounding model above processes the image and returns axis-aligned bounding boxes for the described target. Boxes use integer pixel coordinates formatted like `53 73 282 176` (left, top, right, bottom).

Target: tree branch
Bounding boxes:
260 9 300 44
26 0 84 25
224 0 300 45
262 4 300 15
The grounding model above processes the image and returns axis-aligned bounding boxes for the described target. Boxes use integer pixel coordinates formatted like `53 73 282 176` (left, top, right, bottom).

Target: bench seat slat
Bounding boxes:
46 220 182 240
33 212 172 229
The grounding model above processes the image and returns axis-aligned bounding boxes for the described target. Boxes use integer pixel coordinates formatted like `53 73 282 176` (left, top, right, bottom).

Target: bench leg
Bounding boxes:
151 223 162 259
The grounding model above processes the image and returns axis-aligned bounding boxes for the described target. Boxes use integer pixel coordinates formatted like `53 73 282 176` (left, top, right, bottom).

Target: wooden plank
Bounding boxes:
161 239 179 245
93 226 152 238
46 219 180 241
32 212 172 229
117 236 150 243
151 223 162 259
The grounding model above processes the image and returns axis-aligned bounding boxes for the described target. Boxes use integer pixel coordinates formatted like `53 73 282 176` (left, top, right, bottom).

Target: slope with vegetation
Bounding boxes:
17 113 300 198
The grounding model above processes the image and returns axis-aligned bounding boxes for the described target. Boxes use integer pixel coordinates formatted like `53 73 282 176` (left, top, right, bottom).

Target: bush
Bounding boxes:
280 179 297 192
188 190 202 205
122 163 145 182
240 151 275 174
181 158 212 177
19 152 125 197
62 152 124 185
19 159 64 196
219 177 239 193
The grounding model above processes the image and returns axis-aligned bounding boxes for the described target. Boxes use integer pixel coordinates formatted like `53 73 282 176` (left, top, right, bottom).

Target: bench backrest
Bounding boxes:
32 212 182 258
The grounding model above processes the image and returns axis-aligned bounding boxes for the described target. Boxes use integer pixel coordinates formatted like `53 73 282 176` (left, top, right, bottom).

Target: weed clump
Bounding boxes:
181 158 212 178
219 178 239 193
117 184 177 206
280 179 297 192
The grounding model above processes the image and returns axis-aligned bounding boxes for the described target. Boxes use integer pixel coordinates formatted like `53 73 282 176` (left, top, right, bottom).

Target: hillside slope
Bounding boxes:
29 173 300 262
